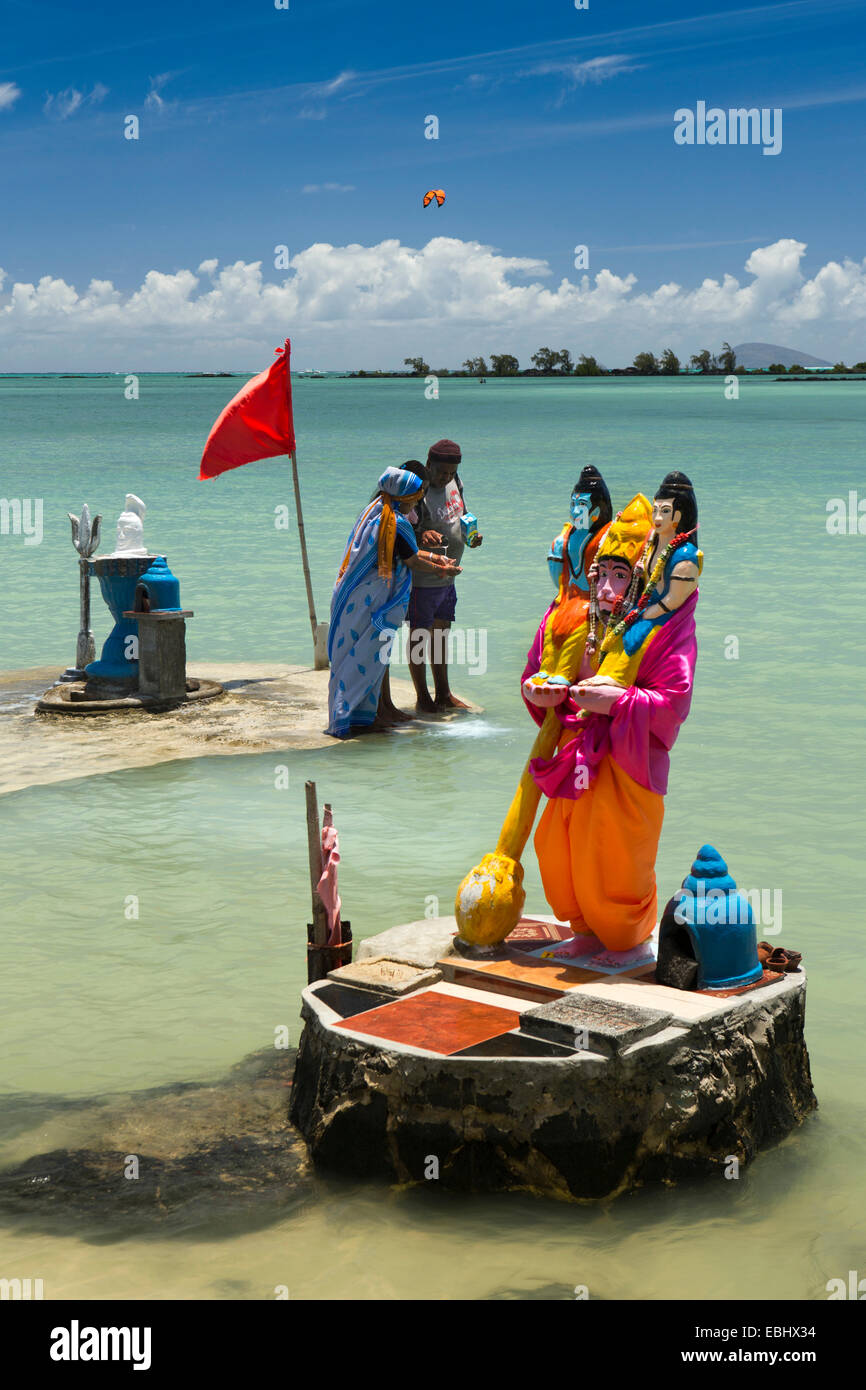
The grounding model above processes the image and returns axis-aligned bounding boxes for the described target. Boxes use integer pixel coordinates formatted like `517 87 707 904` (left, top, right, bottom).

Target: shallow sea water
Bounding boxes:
1 375 864 1299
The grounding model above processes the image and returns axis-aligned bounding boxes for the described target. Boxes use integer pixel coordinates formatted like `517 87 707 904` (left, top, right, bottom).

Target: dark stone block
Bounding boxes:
521 992 671 1057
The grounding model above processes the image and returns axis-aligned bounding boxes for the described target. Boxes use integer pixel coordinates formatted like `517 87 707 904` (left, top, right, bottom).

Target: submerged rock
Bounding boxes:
0 1049 315 1237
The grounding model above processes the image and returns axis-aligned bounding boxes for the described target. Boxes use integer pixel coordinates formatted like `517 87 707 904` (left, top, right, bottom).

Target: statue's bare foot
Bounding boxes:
544 932 601 959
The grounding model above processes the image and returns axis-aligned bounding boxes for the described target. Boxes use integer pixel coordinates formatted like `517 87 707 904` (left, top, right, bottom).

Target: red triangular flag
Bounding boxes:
199 338 296 479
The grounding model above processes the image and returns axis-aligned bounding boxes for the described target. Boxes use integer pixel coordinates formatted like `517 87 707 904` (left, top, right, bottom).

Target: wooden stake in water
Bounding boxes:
305 780 330 981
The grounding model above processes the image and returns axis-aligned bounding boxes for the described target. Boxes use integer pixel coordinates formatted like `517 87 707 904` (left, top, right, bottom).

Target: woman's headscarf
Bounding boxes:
337 466 425 584
374 467 425 580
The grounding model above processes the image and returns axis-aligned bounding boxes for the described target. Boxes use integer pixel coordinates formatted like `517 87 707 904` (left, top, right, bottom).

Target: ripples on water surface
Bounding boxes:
1 376 864 1298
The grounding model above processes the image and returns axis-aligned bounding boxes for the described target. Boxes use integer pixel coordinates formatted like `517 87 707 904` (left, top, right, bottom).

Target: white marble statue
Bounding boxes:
111 494 148 557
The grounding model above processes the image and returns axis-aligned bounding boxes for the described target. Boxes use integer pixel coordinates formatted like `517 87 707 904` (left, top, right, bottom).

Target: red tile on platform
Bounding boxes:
333 989 522 1055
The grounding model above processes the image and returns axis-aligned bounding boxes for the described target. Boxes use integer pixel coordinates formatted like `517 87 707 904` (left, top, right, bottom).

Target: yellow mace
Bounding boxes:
454 707 561 946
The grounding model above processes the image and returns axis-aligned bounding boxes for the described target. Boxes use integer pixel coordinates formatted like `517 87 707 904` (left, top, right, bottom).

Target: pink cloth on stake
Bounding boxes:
317 822 343 946
529 590 698 801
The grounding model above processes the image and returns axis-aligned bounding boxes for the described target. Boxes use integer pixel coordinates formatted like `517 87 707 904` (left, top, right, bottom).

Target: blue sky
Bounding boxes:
1 0 865 368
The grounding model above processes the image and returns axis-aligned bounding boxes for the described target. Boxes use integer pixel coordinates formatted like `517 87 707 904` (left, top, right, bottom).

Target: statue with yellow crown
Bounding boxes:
455 470 702 955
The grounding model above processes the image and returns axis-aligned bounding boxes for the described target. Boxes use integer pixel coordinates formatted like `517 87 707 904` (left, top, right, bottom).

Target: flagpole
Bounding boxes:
286 343 328 670
290 449 326 667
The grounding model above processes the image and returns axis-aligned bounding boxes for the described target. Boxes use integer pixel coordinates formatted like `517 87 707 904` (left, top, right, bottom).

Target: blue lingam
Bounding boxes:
658 845 763 991
133 556 182 613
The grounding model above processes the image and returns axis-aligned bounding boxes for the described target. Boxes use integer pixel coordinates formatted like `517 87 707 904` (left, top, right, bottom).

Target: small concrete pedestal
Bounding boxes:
126 609 193 703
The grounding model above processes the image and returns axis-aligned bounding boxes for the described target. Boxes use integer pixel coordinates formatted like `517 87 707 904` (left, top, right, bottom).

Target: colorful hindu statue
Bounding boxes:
454 478 702 951
523 466 613 708
588 470 702 690
528 485 701 952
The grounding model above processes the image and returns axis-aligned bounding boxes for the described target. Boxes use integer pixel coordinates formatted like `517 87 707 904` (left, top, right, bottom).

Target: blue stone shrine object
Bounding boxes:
657 844 763 992
133 555 182 613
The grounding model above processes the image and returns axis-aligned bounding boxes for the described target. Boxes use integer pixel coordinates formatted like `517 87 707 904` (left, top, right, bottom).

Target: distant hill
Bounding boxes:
733 342 832 370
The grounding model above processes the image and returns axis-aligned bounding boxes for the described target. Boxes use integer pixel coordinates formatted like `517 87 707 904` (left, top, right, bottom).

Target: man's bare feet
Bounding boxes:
434 691 470 711
415 694 439 715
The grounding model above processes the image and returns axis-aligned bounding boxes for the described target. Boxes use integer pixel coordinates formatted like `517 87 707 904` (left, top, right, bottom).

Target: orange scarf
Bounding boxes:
336 491 424 585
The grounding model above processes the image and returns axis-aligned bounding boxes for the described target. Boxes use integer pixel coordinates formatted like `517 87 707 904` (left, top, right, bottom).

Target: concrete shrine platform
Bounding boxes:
0 664 479 797
290 916 816 1201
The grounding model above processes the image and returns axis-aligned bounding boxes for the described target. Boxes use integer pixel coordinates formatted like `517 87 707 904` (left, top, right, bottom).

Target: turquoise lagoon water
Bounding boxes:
1 375 864 1299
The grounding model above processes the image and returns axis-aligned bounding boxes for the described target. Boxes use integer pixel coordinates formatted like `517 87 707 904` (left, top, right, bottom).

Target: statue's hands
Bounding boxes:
570 681 625 716
523 677 568 707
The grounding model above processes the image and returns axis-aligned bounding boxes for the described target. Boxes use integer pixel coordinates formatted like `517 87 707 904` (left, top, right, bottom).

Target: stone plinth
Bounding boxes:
290 917 816 1201
126 609 193 703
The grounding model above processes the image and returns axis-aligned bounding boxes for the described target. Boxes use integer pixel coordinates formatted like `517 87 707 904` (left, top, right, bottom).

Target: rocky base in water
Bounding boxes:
0 1050 314 1237
291 974 816 1201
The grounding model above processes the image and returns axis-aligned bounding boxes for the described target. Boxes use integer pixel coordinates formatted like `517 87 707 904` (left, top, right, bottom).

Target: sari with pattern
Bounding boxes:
326 468 423 738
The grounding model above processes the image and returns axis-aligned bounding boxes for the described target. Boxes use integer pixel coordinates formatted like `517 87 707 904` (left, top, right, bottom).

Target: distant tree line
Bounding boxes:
388 347 866 378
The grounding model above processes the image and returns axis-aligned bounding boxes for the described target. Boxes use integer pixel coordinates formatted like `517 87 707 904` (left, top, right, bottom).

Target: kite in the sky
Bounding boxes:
423 189 446 207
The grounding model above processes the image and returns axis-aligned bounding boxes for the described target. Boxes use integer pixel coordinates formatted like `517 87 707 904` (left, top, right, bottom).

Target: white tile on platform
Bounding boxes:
567 976 730 1021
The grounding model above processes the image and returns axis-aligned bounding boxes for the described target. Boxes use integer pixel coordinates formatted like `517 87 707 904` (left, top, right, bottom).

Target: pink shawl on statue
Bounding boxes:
528 590 698 800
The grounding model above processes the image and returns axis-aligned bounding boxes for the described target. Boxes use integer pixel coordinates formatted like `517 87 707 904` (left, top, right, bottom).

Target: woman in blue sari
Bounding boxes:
327 466 460 737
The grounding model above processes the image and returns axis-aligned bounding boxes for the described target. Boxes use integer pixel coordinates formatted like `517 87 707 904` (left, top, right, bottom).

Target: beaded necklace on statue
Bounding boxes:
600 527 696 652
585 574 600 653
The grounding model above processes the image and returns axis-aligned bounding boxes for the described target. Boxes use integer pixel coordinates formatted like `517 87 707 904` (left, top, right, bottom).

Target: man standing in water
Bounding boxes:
408 439 483 712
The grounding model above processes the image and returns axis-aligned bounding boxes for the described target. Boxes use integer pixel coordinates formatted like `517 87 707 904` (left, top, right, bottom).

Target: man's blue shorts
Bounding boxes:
407 583 458 628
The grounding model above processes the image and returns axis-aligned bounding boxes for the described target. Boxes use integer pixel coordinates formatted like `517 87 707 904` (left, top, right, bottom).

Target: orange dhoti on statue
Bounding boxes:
534 738 664 950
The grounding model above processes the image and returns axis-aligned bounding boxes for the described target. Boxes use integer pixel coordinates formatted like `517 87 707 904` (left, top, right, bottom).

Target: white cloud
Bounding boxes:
1 238 863 368
144 71 182 112
43 84 108 119
0 82 22 112
302 183 356 194
44 88 82 119
525 54 642 107
530 54 641 86
314 71 356 97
